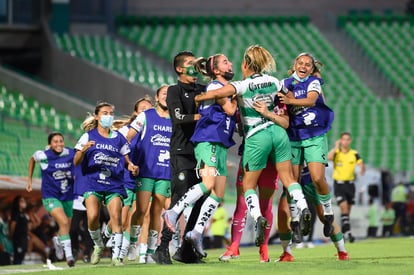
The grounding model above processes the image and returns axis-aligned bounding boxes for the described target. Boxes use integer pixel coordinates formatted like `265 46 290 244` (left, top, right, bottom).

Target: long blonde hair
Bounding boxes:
243 45 276 74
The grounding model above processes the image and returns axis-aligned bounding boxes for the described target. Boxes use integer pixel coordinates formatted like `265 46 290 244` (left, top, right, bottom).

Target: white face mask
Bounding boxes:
99 115 114 128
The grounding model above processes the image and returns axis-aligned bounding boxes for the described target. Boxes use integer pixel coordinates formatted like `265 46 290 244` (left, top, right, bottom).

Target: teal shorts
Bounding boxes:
42 198 73 218
194 142 228 176
123 188 136 208
243 125 291 171
83 191 123 206
282 183 320 206
136 177 171 198
290 134 328 165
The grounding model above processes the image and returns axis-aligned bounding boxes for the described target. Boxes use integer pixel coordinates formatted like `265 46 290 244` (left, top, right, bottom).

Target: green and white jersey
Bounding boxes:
231 73 283 138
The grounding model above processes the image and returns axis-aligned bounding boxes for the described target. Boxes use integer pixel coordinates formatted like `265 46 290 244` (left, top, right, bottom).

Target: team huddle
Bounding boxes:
26 45 350 267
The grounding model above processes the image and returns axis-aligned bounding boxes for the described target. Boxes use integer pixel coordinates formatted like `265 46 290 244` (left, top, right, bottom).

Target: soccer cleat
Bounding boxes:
259 244 269 263
162 211 177 233
151 247 172 265
66 257 75 268
146 254 156 264
300 208 312 236
52 236 64 260
306 242 315 248
337 251 350 261
185 231 207 258
323 214 334 237
111 257 124 266
290 221 303 243
348 233 355 243
91 246 103 265
295 242 305 249
127 243 137 261
139 254 146 264
218 246 240 262
83 255 90 263
276 251 294 262
172 248 183 262
255 216 268 247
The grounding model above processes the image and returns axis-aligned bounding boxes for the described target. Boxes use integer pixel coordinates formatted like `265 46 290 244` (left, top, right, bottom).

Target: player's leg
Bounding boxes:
219 159 244 261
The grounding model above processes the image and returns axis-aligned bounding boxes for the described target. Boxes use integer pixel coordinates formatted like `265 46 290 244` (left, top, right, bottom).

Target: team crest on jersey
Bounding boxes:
210 154 216 163
135 121 143 128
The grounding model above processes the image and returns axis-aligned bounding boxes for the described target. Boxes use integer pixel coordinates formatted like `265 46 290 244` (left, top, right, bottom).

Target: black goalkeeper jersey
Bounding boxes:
166 80 205 156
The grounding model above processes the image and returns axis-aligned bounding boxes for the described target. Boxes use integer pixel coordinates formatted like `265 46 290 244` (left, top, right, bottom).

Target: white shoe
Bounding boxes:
127 243 137 261
306 242 315 248
43 259 63 270
139 254 146 264
146 254 156 264
295 242 305 249
52 236 64 260
138 243 147 263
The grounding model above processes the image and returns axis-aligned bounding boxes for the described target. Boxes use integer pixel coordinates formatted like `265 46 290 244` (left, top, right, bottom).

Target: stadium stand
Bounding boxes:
0 84 81 176
53 33 176 91
341 15 414 100
113 15 413 177
9 13 402 180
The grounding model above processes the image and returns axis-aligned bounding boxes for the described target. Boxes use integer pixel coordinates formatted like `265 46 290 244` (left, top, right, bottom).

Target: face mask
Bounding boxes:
223 71 234 81
184 66 199 77
158 102 168 111
99 115 114 128
292 71 309 82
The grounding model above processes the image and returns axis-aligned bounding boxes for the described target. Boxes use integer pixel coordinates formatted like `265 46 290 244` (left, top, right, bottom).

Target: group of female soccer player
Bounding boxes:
26 44 349 268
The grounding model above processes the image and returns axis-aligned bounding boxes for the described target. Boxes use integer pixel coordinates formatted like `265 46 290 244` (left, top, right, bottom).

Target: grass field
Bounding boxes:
1 237 413 275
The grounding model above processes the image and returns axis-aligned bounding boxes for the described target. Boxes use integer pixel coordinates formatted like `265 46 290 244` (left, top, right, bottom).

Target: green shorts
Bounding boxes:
83 191 123 206
42 198 73 218
136 177 171 198
243 125 291 171
194 142 228 176
290 134 328 166
123 188 136 208
282 184 320 206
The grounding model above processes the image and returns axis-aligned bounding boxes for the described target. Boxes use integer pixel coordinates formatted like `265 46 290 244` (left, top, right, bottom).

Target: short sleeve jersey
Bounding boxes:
332 149 362 181
33 147 75 201
231 73 282 137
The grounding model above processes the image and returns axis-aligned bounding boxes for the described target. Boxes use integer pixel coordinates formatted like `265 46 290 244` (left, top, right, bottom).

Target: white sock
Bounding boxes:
287 183 308 211
289 202 301 222
172 183 208 214
334 236 346 252
130 225 141 243
244 189 262 221
147 230 158 254
319 193 334 215
139 243 147 257
119 232 130 259
193 195 220 234
60 237 73 259
112 233 123 259
104 223 112 238
88 229 104 248
281 239 293 254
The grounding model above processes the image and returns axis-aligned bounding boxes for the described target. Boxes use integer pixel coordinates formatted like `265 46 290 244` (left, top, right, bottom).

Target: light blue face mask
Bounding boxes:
99 115 114 128
292 71 309 82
